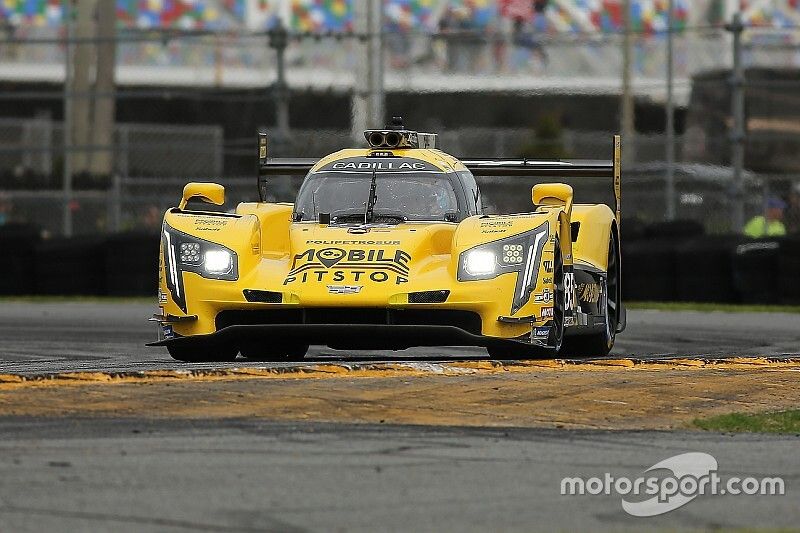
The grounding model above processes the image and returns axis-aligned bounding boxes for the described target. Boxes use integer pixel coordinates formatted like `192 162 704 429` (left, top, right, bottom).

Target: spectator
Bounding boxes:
743 196 787 238
787 182 800 234
142 205 162 232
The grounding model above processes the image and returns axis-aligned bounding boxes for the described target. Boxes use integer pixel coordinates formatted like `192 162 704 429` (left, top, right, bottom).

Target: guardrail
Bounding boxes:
2 223 799 303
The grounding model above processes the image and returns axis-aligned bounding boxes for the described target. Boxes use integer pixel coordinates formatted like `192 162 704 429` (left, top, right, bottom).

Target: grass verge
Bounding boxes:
694 410 800 434
627 301 800 314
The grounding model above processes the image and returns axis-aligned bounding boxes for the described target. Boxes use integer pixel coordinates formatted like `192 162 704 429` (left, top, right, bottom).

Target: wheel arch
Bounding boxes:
571 204 616 271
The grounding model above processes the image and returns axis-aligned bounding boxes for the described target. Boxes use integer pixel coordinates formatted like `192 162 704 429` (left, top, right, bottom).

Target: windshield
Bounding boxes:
294 172 459 223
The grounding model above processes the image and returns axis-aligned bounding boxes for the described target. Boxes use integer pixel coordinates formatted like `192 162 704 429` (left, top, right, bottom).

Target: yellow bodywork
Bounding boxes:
157 146 617 346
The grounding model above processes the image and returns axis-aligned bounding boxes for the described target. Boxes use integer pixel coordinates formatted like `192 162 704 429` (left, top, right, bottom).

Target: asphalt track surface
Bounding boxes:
0 301 799 375
0 419 798 532
1 301 799 531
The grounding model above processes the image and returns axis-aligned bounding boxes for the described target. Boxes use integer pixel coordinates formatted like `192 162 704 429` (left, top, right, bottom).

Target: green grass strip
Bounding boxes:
694 410 800 434
627 301 800 314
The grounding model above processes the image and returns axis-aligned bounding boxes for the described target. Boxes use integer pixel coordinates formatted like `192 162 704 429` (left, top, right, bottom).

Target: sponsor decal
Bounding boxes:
193 217 227 232
534 288 553 304
327 285 363 294
284 247 411 285
543 260 554 273
331 161 426 171
564 272 576 311
158 288 168 303
577 282 601 304
564 316 575 327
316 157 441 174
480 220 513 234
480 220 513 228
542 277 553 284
541 307 554 319
533 326 550 338
305 240 400 246
161 324 174 339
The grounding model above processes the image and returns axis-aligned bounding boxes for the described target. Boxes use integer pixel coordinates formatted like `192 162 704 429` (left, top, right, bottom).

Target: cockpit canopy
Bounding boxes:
293 156 461 224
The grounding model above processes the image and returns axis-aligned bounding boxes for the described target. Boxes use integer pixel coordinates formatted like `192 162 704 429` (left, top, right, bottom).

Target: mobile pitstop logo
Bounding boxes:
284 247 411 285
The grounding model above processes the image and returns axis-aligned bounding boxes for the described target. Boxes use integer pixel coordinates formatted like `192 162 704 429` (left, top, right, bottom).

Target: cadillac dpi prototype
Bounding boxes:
150 120 625 361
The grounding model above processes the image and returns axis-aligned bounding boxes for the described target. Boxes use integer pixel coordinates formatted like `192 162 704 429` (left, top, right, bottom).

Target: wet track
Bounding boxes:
0 301 798 375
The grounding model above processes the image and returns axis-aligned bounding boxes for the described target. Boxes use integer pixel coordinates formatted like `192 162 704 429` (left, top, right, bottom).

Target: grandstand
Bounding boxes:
0 1 798 101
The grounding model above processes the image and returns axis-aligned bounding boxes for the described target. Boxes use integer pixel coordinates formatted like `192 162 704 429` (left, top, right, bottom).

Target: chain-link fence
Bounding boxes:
2 123 798 236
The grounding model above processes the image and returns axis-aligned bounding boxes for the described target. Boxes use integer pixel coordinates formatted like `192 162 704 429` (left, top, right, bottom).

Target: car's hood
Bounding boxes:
282 222 456 289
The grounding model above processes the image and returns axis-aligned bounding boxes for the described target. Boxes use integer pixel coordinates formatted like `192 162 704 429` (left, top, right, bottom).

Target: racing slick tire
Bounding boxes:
560 233 620 357
239 343 309 362
487 236 565 360
167 342 239 363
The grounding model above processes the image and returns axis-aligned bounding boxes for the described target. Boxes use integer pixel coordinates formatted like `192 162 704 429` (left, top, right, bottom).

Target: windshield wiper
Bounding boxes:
332 211 407 225
364 168 378 224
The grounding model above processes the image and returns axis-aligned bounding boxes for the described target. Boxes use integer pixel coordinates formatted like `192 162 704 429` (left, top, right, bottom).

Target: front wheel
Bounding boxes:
560 233 620 357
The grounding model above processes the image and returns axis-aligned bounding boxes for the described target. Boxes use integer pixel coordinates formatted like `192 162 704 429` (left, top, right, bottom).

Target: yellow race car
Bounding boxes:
150 119 625 361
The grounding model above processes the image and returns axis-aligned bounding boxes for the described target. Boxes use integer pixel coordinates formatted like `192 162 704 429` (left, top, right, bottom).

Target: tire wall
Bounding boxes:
1 224 799 303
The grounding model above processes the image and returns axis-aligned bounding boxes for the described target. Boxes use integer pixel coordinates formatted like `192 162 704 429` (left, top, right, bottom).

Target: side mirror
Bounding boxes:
179 182 225 210
532 183 573 216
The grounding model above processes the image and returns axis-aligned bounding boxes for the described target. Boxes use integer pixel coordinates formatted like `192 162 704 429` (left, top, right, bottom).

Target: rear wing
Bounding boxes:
257 133 621 224
462 135 622 225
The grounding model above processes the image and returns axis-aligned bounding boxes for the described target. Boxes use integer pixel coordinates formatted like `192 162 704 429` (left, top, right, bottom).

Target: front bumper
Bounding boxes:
148 323 485 350
147 321 558 354
149 304 559 352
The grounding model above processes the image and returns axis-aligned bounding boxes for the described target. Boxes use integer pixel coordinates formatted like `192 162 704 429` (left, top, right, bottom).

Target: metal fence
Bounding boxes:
0 119 223 185
2 124 798 236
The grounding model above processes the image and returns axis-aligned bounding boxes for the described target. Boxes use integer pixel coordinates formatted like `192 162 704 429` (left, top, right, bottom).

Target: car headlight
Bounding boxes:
204 250 232 274
162 224 239 312
458 222 549 314
463 249 497 277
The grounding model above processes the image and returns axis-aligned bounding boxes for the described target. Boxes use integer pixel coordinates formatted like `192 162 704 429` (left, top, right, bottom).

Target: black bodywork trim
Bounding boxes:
243 289 283 303
162 223 239 313
497 315 536 323
148 324 485 350
146 323 557 355
150 314 198 323
214 307 482 333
